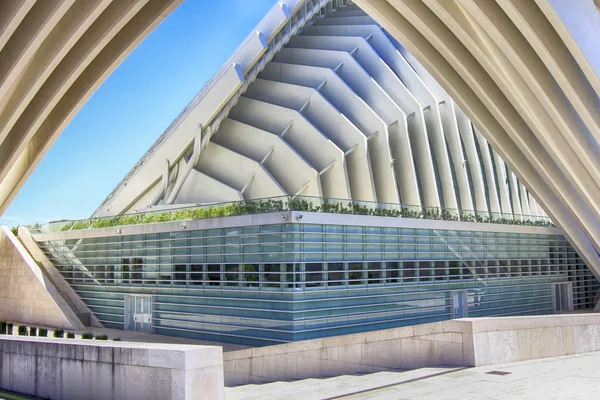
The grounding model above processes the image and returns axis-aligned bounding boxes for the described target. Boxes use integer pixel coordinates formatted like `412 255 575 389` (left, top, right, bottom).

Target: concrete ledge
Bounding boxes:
0 336 224 400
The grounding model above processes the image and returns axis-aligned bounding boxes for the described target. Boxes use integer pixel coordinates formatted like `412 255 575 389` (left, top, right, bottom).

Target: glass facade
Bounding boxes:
36 215 599 346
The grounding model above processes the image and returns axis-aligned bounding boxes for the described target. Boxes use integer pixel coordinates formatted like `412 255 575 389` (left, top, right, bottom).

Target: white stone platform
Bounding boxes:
0 336 224 400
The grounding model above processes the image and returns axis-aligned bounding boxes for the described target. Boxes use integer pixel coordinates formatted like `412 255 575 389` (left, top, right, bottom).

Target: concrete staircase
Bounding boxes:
225 367 457 400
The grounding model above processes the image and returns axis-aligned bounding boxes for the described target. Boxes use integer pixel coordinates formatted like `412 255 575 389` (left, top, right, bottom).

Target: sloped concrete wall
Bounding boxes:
18 226 101 327
224 314 600 386
0 226 83 330
224 321 468 386
0 336 224 400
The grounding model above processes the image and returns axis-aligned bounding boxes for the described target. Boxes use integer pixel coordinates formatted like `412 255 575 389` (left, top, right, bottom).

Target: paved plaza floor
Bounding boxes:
342 352 600 399
228 351 600 399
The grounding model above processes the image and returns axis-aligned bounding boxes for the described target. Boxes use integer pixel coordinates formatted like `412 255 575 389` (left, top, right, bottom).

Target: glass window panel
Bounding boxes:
386 262 400 283
367 262 382 284
348 262 364 285
306 263 324 287
327 262 344 286
264 264 281 288
242 264 259 287
207 264 221 286
224 264 239 287
190 265 203 285
403 261 416 282
173 264 187 286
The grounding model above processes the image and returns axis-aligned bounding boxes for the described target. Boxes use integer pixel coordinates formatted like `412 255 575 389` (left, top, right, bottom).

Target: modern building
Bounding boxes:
20 0 600 346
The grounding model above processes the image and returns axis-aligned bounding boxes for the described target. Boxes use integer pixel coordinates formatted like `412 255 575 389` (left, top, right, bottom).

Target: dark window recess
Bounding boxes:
419 263 432 281
386 262 400 283
243 264 259 287
449 261 461 280
174 264 187 285
404 262 416 282
285 263 298 288
434 261 446 281
305 263 323 287
348 263 363 285
106 265 114 284
190 265 203 285
132 258 143 284
328 263 344 286
368 262 382 284
121 258 130 284
224 265 239 286
207 264 221 286
264 264 281 287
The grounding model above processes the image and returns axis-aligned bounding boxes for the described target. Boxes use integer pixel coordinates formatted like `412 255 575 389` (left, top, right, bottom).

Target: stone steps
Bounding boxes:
225 367 455 400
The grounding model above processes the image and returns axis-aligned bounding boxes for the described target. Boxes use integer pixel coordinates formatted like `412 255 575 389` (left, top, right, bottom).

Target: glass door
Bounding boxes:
452 290 468 319
125 295 152 332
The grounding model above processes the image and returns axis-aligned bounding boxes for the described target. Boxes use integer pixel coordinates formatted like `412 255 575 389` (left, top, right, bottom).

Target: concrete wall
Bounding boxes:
224 321 469 386
224 314 600 386
467 314 600 366
0 336 224 400
0 227 83 330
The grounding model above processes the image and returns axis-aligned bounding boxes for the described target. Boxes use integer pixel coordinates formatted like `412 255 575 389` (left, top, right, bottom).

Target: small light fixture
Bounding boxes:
281 215 288 221
115 229 121 234
181 222 187 229
296 215 303 221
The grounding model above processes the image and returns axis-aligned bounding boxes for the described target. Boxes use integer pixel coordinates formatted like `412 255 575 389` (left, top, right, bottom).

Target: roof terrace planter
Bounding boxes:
29 196 555 234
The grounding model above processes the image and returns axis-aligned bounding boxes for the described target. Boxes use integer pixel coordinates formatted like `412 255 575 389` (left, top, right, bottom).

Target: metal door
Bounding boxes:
125 295 152 332
452 290 468 319
553 283 573 313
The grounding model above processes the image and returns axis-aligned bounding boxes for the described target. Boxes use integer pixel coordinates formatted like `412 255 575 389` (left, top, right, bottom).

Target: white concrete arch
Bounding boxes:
354 0 600 277
0 0 182 215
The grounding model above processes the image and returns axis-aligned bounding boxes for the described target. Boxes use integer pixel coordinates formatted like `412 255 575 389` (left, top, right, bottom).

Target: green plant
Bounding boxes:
29 327 37 336
10 226 18 236
7 323 13 335
112 338 121 341
81 332 93 339
67 332 75 339
17 325 27 336
38 328 47 337
94 335 108 340
0 321 6 334
53 329 64 338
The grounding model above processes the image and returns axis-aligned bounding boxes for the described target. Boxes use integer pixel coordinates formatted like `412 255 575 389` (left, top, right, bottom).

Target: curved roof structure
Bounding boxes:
0 0 182 216
354 0 600 279
94 1 547 226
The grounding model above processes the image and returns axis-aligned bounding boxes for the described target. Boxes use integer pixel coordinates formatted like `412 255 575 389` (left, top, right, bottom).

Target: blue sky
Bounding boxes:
0 0 278 227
